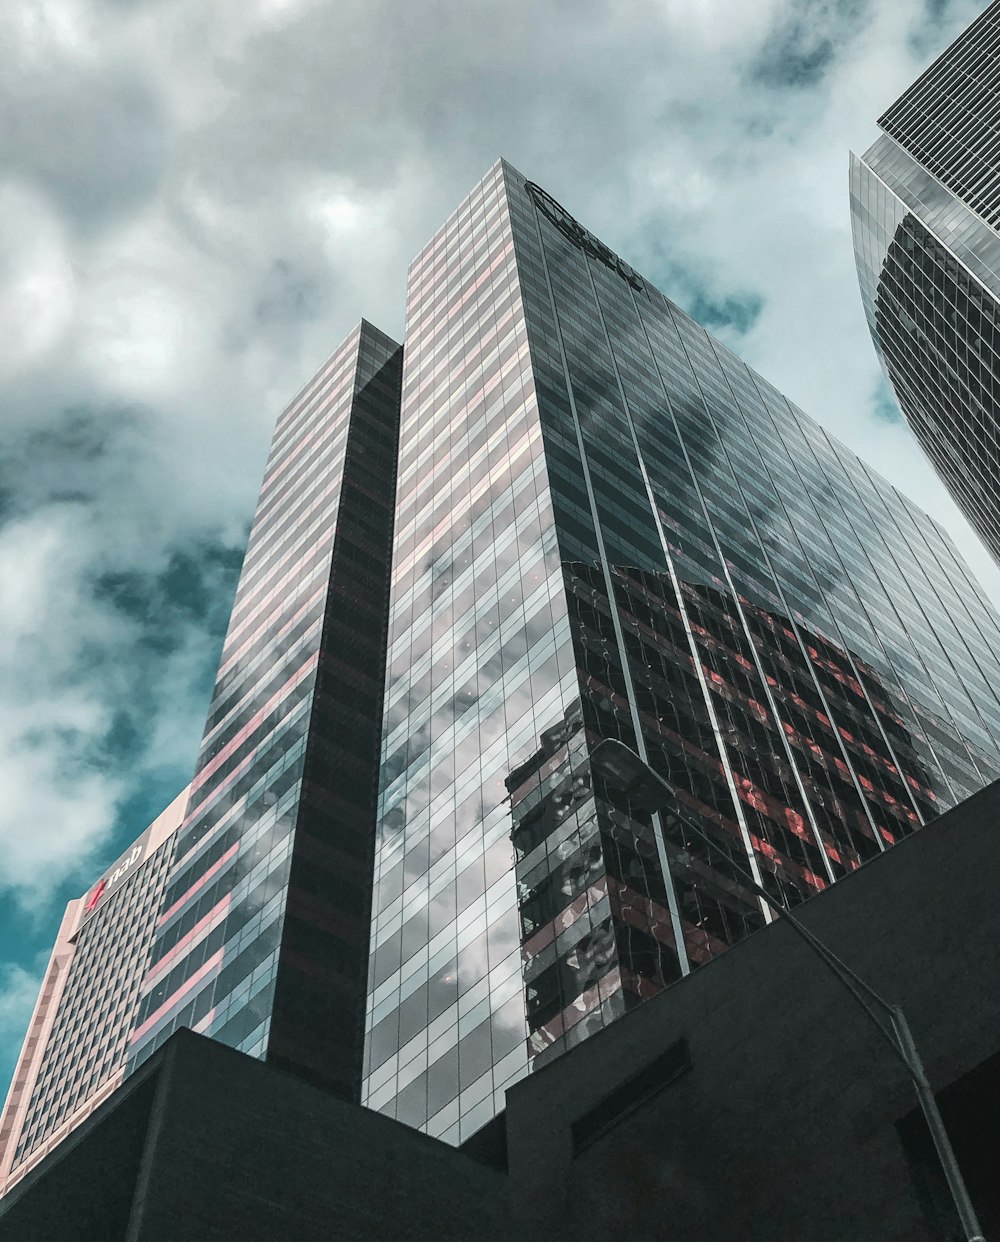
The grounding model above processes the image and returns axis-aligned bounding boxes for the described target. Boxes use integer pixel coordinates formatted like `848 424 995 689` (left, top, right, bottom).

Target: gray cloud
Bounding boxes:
749 0 872 89
4 70 165 233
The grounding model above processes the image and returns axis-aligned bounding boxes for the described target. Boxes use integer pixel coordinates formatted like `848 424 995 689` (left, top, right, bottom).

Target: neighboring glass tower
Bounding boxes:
127 322 402 1100
851 0 1000 562
363 159 1000 1144
0 789 188 1195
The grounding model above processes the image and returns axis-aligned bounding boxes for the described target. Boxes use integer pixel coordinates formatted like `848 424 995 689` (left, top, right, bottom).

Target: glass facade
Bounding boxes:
127 321 402 1100
365 167 568 1141
364 159 1000 1144
851 1 1000 562
878 0 1000 229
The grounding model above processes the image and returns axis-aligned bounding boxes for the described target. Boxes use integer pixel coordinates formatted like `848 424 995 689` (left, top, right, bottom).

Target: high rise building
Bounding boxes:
851 0 1000 562
362 159 1000 1144
10 158 1000 1172
0 788 188 1195
125 321 402 1100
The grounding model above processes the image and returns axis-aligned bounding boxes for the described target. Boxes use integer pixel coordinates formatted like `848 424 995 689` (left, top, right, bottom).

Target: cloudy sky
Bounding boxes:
0 0 993 1091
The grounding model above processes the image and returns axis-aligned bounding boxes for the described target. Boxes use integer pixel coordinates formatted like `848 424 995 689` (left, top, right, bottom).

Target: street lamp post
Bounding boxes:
589 737 985 1242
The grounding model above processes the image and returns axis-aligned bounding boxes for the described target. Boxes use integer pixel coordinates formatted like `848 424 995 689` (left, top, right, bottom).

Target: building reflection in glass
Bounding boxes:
508 572 941 1065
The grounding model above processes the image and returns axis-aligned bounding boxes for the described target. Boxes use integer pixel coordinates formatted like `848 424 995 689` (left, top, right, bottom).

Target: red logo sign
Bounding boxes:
84 879 107 913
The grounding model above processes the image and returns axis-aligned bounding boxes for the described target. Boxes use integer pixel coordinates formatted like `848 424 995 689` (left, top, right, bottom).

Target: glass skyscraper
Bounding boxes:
10 155 1000 1174
851 0 1000 562
126 321 402 1100
363 159 1000 1144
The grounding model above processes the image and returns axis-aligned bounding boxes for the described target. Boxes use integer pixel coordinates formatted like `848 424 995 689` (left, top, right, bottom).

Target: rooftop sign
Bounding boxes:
77 827 153 931
525 181 644 291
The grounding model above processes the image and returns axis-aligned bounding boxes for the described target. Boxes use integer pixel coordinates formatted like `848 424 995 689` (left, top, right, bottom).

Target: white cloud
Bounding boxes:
0 184 75 379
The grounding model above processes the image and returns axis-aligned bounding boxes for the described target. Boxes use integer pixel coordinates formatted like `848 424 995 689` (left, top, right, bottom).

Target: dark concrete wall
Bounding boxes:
0 1070 158 1242
129 1031 511 1242
504 778 1000 1242
0 1029 512 1242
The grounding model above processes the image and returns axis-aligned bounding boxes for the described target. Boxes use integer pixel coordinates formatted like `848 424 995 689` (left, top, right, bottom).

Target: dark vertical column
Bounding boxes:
268 337 403 1099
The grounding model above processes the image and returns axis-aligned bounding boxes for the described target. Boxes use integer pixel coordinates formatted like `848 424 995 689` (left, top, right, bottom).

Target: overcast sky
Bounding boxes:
0 0 993 1090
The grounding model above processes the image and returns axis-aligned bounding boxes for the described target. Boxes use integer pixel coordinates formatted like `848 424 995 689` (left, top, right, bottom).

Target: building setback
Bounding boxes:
0 788 188 1196
851 0 1000 562
5 777 1000 1241
126 321 402 1101
363 159 1000 1143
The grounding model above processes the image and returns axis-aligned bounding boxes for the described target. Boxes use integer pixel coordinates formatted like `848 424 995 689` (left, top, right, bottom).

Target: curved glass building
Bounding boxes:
851 0 1000 563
